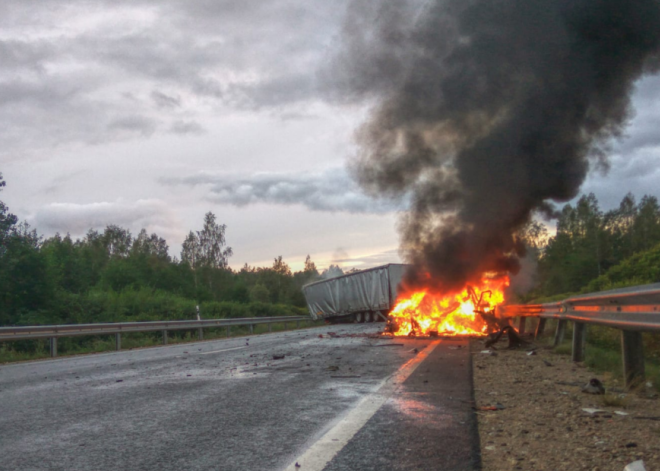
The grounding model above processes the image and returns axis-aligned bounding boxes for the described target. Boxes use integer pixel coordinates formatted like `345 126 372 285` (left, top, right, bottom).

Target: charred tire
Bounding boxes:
363 312 371 323
355 312 364 323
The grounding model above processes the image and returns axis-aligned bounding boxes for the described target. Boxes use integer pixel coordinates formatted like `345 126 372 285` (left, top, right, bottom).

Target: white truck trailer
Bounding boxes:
302 263 408 323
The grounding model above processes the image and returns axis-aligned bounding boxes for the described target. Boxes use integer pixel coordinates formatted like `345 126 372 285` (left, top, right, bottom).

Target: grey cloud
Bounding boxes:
0 0 349 156
151 90 181 109
30 199 177 236
169 120 204 135
162 168 404 214
0 39 53 72
227 73 316 109
108 115 158 136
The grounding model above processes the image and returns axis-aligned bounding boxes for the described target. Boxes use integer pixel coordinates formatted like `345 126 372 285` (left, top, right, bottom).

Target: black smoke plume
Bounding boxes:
331 0 660 292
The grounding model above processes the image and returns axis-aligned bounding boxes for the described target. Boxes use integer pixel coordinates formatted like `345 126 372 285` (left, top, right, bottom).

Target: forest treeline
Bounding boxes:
5 166 660 328
519 192 660 300
0 173 336 327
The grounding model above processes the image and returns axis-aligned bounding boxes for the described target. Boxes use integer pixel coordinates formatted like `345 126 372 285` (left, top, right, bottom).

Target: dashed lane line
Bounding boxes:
282 340 441 471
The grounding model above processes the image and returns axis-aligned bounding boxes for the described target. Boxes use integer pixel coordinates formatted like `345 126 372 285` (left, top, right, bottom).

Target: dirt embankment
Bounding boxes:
472 341 660 471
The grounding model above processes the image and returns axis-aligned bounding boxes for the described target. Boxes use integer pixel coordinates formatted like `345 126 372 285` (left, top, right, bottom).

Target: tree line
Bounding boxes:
518 192 660 299
0 173 335 327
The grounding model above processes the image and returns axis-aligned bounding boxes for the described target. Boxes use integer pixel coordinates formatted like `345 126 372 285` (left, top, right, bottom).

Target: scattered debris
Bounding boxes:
295 462 301 469
371 343 404 347
116 379 123 383
615 411 629 416
272 354 285 360
624 461 646 471
542 359 553 367
483 324 527 349
526 350 536 356
448 345 463 350
327 366 339 371
625 442 638 448
318 334 324 338
480 350 497 356
582 378 606 395
477 403 505 411
582 408 606 414
633 416 660 421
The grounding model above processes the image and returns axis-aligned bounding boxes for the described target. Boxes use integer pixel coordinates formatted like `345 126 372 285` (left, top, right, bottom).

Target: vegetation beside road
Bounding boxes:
516 191 660 385
1 172 328 360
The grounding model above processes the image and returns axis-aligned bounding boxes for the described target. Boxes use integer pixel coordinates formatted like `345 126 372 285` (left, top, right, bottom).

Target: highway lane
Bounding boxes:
0 324 479 471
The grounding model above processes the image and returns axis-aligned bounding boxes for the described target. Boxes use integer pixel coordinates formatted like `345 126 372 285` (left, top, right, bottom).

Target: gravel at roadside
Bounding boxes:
472 340 660 471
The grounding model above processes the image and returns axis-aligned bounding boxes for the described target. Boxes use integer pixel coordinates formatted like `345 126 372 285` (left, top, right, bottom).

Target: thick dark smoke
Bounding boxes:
331 0 660 292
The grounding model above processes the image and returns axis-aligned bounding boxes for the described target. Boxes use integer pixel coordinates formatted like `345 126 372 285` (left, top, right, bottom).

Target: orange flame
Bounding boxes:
387 276 509 337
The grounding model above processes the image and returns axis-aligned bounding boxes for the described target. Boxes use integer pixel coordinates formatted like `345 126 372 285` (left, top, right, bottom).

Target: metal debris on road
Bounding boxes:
272 354 285 360
476 403 505 411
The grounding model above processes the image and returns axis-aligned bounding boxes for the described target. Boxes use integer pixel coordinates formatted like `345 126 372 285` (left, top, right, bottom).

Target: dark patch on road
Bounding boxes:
323 340 481 471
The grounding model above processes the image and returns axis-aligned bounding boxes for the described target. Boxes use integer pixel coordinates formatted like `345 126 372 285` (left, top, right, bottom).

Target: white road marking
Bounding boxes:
199 346 248 355
282 340 441 471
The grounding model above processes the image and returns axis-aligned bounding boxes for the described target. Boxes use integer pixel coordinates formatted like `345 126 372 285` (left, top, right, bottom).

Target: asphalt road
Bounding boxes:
0 324 480 471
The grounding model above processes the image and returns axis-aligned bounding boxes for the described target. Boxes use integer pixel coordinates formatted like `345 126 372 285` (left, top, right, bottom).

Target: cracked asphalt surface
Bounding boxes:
0 324 479 471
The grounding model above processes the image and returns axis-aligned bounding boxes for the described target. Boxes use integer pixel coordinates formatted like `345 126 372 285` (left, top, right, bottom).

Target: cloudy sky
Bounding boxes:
2 0 660 271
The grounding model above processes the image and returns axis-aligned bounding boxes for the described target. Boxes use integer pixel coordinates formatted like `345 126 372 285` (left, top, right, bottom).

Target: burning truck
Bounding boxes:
302 264 512 338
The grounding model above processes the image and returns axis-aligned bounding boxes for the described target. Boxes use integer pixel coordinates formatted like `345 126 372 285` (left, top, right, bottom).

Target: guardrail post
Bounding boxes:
296 320 300 329
621 330 645 388
115 333 121 351
535 318 547 339
268 324 272 333
198 328 203 341
284 322 287 330
518 317 526 334
553 320 567 346
571 322 586 362
50 337 57 357
226 326 230 338
162 330 168 345
249 324 254 335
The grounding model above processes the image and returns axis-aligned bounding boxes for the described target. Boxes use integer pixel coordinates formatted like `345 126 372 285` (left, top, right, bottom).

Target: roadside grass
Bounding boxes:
545 322 660 390
0 320 324 364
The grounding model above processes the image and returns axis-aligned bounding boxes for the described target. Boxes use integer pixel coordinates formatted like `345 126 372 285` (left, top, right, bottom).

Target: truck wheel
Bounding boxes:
363 312 371 323
355 312 363 323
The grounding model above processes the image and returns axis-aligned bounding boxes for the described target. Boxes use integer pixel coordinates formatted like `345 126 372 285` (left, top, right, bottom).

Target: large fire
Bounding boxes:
386 276 509 337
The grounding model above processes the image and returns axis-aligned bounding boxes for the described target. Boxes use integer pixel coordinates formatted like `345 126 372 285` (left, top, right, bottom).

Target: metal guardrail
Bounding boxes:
499 283 660 388
0 316 311 358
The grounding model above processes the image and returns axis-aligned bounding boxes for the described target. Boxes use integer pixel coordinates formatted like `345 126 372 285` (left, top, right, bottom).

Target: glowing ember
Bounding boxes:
387 276 509 337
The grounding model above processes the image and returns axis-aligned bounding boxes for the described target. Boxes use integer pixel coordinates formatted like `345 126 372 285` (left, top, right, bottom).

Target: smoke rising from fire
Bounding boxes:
331 0 660 292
